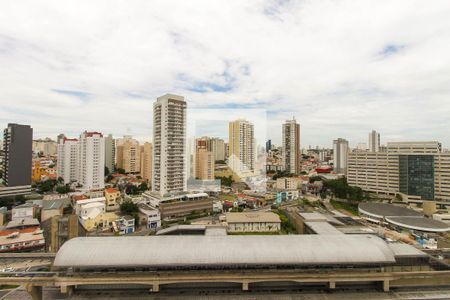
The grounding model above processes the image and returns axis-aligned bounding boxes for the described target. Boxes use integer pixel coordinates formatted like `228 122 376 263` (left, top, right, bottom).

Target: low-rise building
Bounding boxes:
40 198 70 222
0 227 45 252
104 188 121 211
74 197 106 215
225 212 281 233
6 218 40 230
276 177 300 190
117 215 135 234
137 203 161 230
143 191 212 220
11 203 36 220
276 190 299 203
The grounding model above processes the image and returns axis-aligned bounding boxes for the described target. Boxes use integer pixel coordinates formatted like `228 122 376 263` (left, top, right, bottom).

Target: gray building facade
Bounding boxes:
2 123 33 186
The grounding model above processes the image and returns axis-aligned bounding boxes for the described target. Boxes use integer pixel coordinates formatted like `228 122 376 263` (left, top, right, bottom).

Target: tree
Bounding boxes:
56 184 72 194
125 184 139 195
322 177 366 202
139 182 148 192
36 179 57 193
104 166 110 176
117 168 126 174
120 201 139 214
215 175 234 187
272 170 294 180
395 193 403 201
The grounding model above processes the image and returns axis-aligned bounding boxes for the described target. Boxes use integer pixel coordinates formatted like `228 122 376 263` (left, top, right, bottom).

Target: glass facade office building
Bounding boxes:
399 155 434 200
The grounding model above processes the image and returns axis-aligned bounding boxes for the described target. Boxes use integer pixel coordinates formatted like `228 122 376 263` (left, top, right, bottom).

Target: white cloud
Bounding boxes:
1 0 450 148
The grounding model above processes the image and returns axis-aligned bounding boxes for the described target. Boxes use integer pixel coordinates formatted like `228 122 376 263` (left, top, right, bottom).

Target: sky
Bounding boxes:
1 0 450 148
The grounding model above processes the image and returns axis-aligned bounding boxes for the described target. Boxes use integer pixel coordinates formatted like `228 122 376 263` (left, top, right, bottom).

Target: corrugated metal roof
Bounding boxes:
386 216 450 232
53 235 396 268
388 243 427 257
304 221 344 235
359 203 422 218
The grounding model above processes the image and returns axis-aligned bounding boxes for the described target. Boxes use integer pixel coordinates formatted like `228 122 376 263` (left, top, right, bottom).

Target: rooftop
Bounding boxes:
0 228 44 246
105 188 119 194
53 235 397 268
386 216 450 233
225 212 281 223
359 202 422 218
298 212 329 222
388 243 428 258
6 218 40 229
304 221 344 235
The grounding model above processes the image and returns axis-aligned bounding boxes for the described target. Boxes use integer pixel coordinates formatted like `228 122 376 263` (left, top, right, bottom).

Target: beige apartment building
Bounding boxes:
228 119 255 177
282 118 300 174
117 138 140 173
347 141 450 202
276 177 301 190
195 139 214 180
140 142 152 183
196 149 214 180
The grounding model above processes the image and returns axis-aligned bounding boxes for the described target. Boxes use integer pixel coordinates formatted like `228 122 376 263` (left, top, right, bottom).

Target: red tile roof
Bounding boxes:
0 227 40 236
84 131 103 137
105 188 119 193
63 138 78 143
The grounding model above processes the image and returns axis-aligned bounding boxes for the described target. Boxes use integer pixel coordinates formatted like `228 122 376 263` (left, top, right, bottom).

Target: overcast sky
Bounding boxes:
1 0 450 148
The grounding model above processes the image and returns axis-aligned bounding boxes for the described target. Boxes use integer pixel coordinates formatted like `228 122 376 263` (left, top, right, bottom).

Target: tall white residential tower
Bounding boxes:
152 94 187 196
77 131 105 190
57 138 79 184
369 130 380 152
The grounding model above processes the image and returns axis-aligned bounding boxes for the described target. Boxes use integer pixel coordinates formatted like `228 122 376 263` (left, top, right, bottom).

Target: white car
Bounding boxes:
0 267 14 272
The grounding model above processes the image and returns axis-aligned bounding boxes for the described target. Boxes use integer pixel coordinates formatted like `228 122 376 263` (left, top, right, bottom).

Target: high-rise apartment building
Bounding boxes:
140 142 152 183
211 138 225 162
282 118 300 174
228 119 255 177
32 138 57 156
152 94 187 196
333 138 349 174
368 130 380 152
356 143 367 151
117 138 140 173
224 142 229 160
57 134 66 144
266 140 272 153
2 124 33 187
195 139 214 180
57 138 79 184
104 134 115 173
77 131 105 190
348 141 450 202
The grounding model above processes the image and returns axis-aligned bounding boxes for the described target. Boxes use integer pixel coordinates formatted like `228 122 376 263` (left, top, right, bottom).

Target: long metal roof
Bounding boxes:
358 202 422 218
53 235 396 268
386 216 450 232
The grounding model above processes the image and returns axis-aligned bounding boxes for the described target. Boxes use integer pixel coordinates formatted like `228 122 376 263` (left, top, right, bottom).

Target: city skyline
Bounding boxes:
1 1 450 147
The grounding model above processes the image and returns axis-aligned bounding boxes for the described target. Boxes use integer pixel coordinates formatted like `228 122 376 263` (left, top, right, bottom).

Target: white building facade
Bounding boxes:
333 138 349 175
152 94 187 197
77 131 105 190
57 138 79 184
369 130 380 152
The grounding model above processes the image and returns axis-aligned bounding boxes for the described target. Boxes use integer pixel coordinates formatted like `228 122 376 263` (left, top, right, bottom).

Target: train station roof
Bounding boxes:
358 203 422 219
54 235 397 268
386 216 450 233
